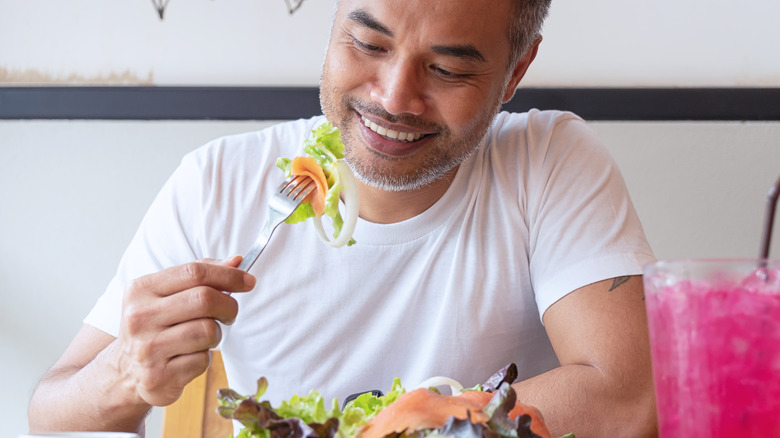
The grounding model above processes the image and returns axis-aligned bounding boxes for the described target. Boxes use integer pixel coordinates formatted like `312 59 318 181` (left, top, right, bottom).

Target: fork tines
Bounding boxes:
282 175 316 200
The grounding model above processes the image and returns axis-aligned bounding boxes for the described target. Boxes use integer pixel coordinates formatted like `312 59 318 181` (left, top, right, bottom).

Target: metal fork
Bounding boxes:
237 175 316 271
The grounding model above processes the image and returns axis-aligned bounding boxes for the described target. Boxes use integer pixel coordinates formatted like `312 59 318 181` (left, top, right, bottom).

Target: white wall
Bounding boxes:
1 0 779 86
591 121 780 258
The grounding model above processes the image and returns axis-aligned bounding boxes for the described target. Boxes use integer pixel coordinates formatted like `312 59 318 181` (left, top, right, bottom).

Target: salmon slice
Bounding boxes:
358 388 552 438
290 156 329 216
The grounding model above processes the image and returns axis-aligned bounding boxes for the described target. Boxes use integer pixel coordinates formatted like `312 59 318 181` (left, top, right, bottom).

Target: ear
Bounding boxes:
501 36 542 103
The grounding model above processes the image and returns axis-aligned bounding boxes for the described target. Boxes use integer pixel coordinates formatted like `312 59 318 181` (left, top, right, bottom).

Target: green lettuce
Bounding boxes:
276 121 356 246
217 377 405 438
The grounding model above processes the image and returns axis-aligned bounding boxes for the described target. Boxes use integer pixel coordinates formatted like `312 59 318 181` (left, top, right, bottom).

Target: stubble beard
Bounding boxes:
320 70 500 192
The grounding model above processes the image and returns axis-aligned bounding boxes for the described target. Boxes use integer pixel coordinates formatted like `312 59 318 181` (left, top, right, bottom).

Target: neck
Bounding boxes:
355 166 458 224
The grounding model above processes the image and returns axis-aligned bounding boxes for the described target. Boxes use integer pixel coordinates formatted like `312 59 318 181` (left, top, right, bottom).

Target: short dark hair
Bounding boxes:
509 0 552 65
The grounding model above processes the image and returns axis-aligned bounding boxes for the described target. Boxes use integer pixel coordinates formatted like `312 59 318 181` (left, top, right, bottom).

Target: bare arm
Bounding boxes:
511 275 657 438
28 257 255 434
29 325 152 433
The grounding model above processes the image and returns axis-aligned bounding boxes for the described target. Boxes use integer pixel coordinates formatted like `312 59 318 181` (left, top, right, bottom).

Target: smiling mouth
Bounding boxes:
360 115 427 142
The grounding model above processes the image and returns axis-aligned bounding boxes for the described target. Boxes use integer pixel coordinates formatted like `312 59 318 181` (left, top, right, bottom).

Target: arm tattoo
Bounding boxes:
609 276 631 291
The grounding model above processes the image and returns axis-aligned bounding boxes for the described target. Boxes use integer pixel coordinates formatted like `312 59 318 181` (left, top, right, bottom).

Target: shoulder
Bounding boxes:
487 110 612 169
489 109 593 147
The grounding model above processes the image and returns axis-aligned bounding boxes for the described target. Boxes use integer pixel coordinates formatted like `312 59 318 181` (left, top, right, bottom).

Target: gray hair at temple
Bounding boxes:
509 0 552 65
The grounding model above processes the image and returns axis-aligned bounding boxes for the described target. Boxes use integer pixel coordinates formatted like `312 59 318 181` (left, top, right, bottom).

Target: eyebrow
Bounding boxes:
431 44 486 63
347 10 393 37
346 9 486 63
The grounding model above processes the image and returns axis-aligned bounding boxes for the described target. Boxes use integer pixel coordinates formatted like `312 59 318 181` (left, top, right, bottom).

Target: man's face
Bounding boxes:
320 0 517 192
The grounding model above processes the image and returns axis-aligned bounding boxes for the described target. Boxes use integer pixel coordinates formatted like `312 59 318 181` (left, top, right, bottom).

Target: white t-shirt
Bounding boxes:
85 110 655 405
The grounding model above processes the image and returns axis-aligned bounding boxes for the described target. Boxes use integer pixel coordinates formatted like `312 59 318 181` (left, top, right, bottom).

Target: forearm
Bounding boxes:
29 341 151 434
511 363 657 438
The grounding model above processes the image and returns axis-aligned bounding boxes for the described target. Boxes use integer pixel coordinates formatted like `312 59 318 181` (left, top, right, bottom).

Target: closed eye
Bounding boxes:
353 37 385 54
430 65 471 79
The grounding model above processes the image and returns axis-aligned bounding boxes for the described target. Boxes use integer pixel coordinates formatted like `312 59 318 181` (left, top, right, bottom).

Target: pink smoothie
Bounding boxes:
645 266 780 436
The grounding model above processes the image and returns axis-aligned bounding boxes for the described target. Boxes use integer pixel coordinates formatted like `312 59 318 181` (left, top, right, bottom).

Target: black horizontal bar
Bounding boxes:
0 87 322 121
505 88 780 121
1 86 779 121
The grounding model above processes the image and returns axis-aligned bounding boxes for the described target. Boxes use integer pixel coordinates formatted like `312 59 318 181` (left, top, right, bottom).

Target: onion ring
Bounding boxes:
313 159 359 247
415 376 464 396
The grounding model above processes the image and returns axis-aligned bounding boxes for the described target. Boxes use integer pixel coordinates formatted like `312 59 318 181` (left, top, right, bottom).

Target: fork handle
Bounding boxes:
237 217 274 271
238 245 265 272
237 176 315 272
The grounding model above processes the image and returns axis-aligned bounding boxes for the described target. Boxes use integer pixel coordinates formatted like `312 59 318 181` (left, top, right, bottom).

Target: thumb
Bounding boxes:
221 255 243 268
198 255 243 268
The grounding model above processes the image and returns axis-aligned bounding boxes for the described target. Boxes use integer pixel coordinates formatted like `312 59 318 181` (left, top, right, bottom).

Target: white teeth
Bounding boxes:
361 116 423 142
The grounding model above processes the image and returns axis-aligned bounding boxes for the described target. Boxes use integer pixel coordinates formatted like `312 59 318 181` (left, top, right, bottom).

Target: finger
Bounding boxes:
137 349 212 406
203 255 255 296
131 260 255 298
151 318 223 358
152 286 240 327
165 350 212 392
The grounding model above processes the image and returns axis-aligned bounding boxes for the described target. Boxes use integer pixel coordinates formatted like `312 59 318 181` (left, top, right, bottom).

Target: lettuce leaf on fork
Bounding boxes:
276 121 356 246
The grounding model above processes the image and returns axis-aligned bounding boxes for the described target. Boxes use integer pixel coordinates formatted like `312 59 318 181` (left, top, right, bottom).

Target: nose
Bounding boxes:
369 59 426 116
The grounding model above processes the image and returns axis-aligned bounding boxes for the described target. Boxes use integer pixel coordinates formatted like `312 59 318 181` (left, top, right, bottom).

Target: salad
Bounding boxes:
216 364 574 438
276 121 359 247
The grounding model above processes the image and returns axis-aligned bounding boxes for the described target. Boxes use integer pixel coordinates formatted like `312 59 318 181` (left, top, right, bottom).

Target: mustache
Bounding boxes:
344 96 444 133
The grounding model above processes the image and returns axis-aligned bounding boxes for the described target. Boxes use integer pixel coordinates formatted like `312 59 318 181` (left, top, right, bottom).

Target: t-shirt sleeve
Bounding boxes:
524 112 656 320
83 150 207 337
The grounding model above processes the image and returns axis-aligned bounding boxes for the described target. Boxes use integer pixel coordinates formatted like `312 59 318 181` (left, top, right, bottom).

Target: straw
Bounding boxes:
758 173 780 261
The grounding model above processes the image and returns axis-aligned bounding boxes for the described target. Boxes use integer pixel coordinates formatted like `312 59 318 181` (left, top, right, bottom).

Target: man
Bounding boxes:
28 0 658 437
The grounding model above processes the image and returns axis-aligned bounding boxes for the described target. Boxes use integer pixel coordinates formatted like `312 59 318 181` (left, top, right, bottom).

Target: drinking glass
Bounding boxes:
643 259 780 436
